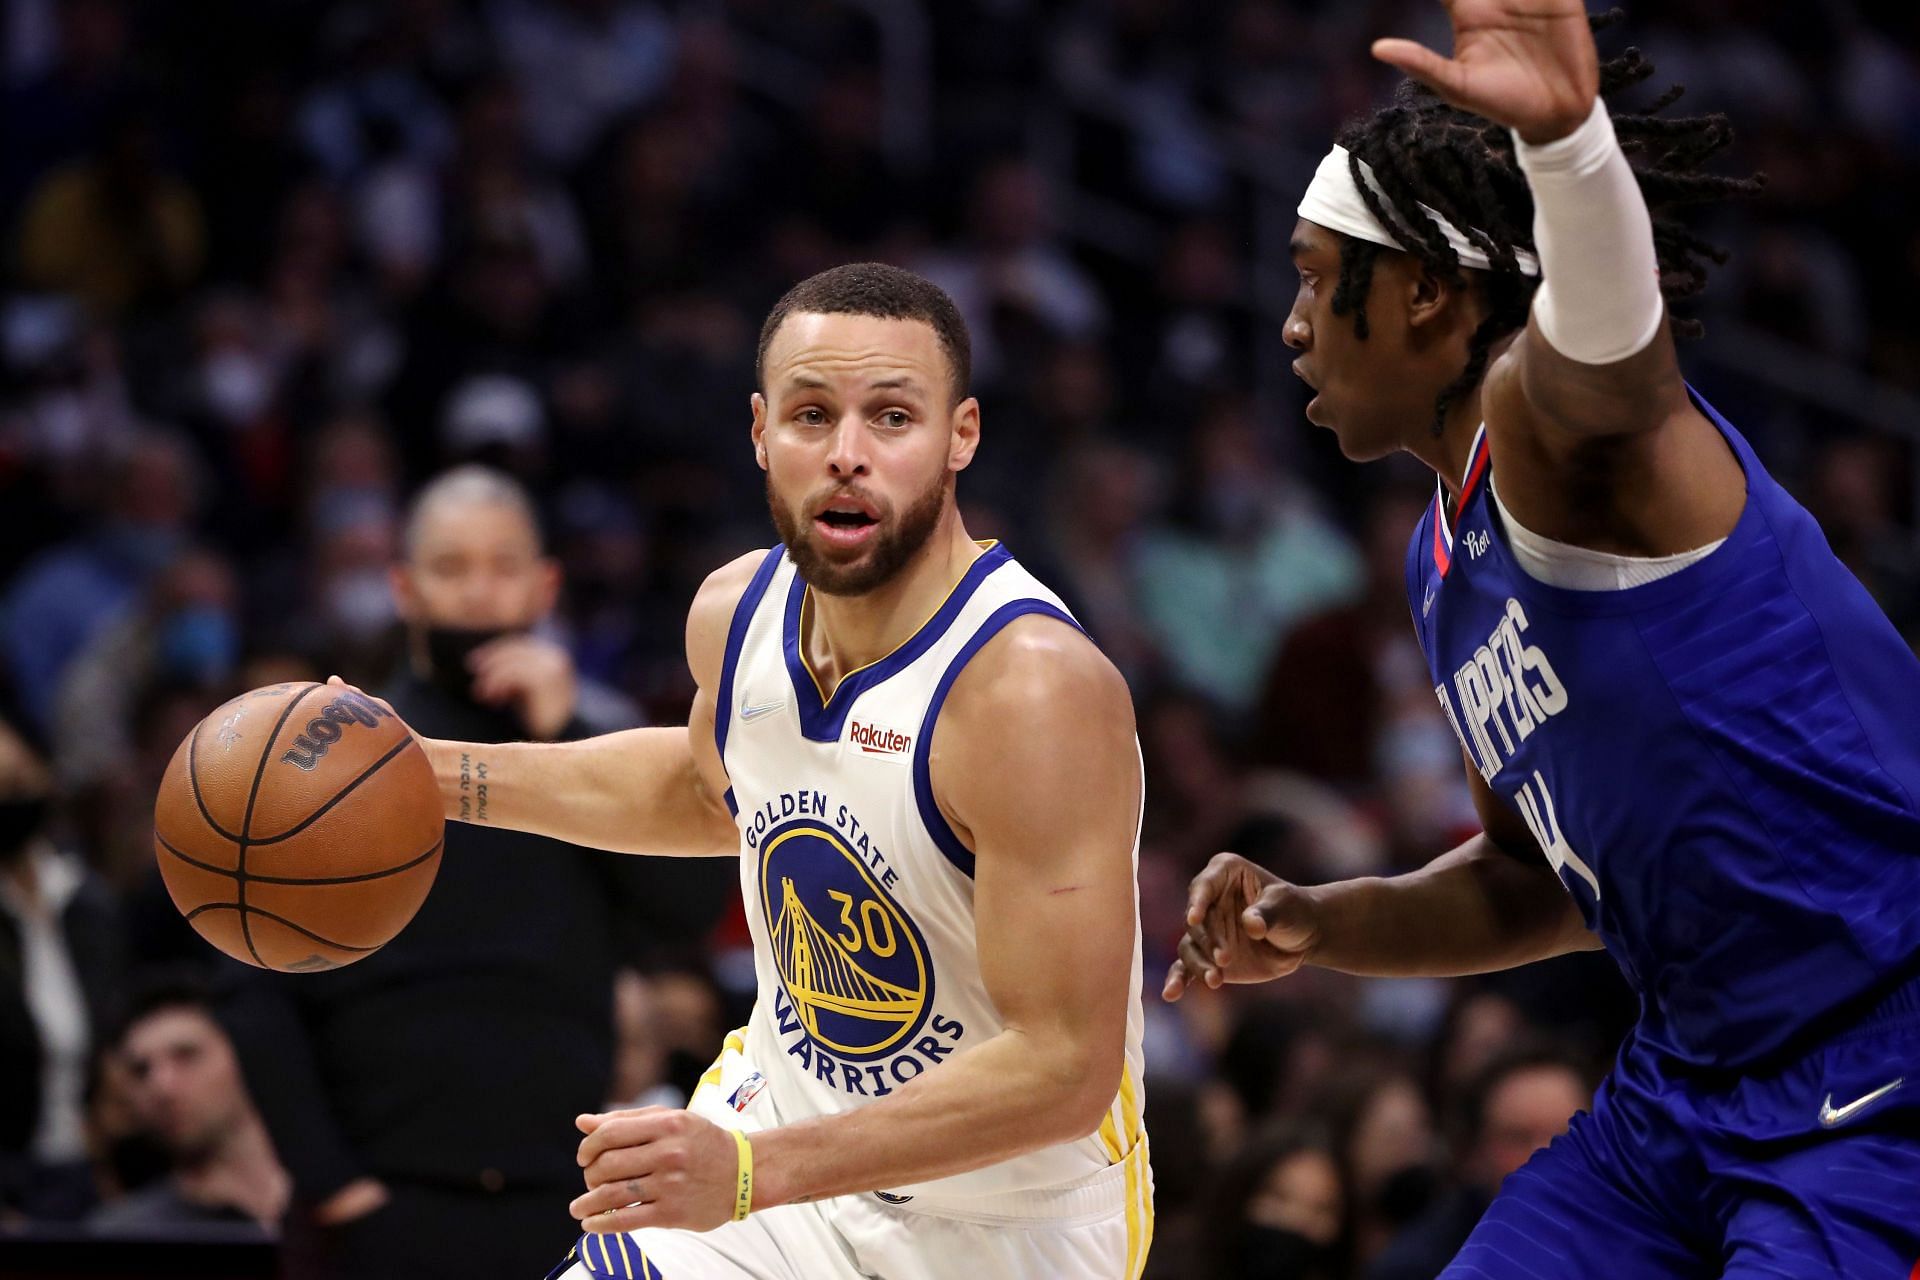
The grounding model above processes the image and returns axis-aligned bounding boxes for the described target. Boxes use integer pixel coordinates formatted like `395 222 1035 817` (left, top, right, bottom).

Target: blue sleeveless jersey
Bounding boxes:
1410 392 1920 1070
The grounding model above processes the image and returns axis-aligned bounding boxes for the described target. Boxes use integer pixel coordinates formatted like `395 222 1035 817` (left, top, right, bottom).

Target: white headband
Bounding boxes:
1297 146 1540 277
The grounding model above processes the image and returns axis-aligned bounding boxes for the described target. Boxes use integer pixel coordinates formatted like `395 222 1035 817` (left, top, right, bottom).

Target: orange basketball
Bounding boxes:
153 682 444 972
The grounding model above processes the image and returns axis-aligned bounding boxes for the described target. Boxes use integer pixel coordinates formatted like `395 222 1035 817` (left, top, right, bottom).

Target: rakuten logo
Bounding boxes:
849 720 912 756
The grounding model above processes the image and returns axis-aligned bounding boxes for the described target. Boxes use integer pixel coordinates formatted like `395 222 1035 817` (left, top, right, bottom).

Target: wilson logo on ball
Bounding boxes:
280 692 396 772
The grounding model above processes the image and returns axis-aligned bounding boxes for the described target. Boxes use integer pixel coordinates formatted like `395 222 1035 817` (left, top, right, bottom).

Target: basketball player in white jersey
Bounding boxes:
382 263 1152 1279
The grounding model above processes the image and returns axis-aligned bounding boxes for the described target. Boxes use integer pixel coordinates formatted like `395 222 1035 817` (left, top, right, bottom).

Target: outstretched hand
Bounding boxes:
1162 852 1322 1001
1372 0 1599 144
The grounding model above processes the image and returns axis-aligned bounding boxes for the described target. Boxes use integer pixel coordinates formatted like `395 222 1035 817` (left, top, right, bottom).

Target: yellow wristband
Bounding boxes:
729 1130 754 1222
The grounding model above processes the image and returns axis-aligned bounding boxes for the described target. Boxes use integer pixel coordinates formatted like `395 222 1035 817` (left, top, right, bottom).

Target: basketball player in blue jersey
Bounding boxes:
1166 4 1920 1277
347 263 1154 1278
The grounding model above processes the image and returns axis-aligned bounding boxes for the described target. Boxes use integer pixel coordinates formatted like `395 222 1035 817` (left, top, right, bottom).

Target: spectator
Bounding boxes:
1198 1122 1350 1280
0 431 199 735
917 157 1107 388
2 0 135 212
1046 441 1161 687
223 465 727 1280
54 547 242 810
16 108 206 318
1134 397 1362 713
0 686 124 1222
487 0 678 169
1368 1047 1593 1280
1324 1065 1442 1269
87 977 286 1238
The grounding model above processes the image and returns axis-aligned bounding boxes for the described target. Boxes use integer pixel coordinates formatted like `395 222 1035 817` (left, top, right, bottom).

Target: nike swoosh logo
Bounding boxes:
1819 1077 1904 1128
739 700 786 723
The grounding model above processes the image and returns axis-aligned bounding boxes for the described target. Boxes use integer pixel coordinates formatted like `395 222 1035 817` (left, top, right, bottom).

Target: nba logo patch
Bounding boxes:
727 1071 768 1113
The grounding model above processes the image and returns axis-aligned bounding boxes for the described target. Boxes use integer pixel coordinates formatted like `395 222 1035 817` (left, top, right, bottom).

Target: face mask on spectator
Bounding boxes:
424 625 516 703
1375 1161 1441 1226
0 795 50 859
1237 1225 1337 1280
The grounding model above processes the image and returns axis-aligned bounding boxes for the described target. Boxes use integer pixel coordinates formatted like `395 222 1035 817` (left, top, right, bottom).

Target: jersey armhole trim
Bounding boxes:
911 600 1083 879
713 545 787 765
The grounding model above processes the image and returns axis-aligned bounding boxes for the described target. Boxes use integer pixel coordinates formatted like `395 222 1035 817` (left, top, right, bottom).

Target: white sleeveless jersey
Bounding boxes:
712 542 1148 1202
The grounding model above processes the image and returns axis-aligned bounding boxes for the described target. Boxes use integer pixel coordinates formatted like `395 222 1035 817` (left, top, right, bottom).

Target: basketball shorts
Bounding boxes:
545 1031 1154 1280
1441 980 1920 1279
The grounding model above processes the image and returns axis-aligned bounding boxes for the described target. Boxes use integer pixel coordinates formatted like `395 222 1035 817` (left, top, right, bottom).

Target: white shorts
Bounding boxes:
545 1033 1153 1280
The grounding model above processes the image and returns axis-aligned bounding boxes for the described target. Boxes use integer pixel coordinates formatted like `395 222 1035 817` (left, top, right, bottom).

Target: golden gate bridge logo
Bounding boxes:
760 824 930 1060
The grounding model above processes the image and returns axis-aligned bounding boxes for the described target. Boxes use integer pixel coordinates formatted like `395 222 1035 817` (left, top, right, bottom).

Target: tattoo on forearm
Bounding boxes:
458 753 492 823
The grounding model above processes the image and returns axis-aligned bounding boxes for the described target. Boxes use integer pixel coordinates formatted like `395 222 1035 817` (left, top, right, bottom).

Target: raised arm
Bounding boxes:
408 551 760 858
566 614 1142 1229
1373 1 1683 431
1373 0 1746 547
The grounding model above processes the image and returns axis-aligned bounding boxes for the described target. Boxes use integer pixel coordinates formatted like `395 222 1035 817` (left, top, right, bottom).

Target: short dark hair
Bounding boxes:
111 972 217 1052
756 263 972 402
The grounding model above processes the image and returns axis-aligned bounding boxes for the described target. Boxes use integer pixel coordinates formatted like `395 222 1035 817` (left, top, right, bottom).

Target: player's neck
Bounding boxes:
804 515 984 691
1409 381 1488 501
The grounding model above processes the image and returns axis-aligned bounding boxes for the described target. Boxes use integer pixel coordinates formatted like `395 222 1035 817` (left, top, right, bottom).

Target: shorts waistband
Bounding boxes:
877 1145 1144 1226
1834 969 1920 1043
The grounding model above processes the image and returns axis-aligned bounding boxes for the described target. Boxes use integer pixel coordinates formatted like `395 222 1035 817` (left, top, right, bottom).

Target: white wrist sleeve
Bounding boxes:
1513 100 1664 366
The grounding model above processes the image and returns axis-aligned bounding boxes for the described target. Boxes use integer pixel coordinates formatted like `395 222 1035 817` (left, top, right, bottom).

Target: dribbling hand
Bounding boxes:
1372 0 1599 145
570 1107 742 1234
1162 852 1321 1001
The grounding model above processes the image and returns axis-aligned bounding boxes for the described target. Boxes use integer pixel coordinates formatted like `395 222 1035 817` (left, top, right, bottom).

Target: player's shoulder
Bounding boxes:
944 610 1132 739
687 548 778 690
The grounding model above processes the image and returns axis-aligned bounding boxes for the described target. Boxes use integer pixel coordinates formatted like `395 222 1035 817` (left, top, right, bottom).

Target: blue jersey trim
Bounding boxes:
713 546 786 765
911 599 1082 879
782 542 1014 743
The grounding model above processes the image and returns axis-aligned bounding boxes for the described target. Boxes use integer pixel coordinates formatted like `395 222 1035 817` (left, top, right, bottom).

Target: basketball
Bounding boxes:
153 682 444 972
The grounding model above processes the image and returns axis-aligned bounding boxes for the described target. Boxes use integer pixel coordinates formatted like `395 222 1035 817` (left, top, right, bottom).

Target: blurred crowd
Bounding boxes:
2 1 1916 1277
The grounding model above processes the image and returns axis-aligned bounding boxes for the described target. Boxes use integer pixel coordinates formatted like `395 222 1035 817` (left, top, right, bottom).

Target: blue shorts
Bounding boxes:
1444 982 1920 1279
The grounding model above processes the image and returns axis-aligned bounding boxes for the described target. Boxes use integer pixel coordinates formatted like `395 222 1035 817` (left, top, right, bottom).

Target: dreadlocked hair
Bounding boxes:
1330 9 1764 435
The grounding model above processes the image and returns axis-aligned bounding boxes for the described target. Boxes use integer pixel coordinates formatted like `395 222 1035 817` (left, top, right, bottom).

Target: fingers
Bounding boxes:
1370 37 1465 97
576 1112 603 1135
580 1201 663 1234
466 645 524 704
468 637 567 706
570 1172 650 1221
1162 957 1189 1002
1179 933 1222 990
324 676 399 719
1243 883 1316 953
1185 852 1240 927
575 1106 674 1169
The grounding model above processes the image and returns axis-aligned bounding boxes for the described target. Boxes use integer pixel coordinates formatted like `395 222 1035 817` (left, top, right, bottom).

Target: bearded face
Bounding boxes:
753 311 979 596
767 469 950 596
